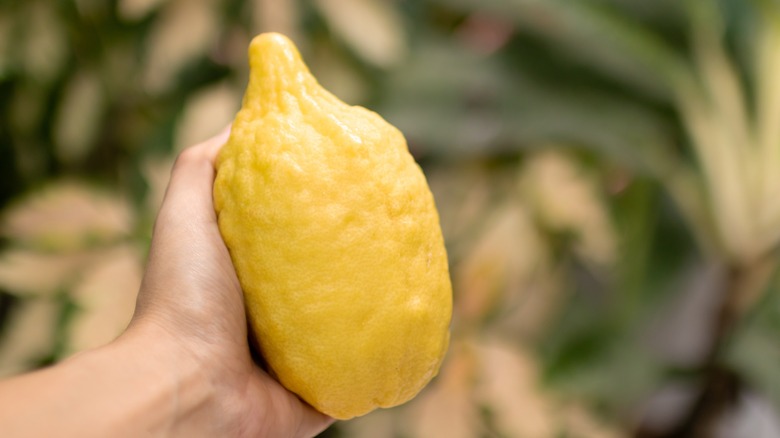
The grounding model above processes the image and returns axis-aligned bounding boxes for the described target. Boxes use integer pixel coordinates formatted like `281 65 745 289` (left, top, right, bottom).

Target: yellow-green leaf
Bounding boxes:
1 181 133 251
0 297 59 377
0 249 92 296
53 71 104 165
65 245 142 354
314 0 406 68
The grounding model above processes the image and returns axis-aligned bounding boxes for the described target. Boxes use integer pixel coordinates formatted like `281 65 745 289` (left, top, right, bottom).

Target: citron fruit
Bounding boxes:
213 33 452 420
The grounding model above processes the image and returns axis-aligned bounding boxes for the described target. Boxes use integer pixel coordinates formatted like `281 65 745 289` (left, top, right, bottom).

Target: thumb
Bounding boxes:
248 370 335 438
156 126 231 230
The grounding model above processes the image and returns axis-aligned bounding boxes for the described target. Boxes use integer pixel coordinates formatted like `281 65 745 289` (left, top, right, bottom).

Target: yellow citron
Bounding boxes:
213 33 452 420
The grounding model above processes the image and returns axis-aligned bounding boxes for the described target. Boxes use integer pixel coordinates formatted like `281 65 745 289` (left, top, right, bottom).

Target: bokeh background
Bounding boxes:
2 0 780 436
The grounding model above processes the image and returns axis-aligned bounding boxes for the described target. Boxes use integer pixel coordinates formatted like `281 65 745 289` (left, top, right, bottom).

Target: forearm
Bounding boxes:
0 327 218 437
0 124 335 438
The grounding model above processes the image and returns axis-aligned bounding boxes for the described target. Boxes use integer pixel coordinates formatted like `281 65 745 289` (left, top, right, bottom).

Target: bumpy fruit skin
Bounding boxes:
213 33 452 420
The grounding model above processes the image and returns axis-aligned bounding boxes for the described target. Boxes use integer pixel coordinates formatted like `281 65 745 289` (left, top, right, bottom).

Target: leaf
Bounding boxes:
668 2 780 264
404 342 481 438
559 403 626 438
314 0 406 68
454 202 549 328
425 164 495 254
0 13 12 79
308 40 369 104
0 297 59 377
431 0 692 99
756 14 780 222
0 249 92 296
379 39 676 167
1 181 133 251
65 244 143 354
473 338 557 437
8 82 47 142
660 162 719 259
142 0 220 93
674 2 758 263
521 150 617 268
173 81 240 152
19 2 68 83
117 0 166 21
543 318 661 412
53 70 104 165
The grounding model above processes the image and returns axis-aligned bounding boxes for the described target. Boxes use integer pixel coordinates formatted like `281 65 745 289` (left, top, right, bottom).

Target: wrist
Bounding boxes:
106 322 225 437
64 321 225 437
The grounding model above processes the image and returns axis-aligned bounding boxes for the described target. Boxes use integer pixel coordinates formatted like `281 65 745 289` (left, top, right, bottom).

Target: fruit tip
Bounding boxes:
249 32 296 53
247 32 307 76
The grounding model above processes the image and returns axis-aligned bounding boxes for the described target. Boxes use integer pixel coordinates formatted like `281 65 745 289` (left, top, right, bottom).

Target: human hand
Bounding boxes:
125 127 334 437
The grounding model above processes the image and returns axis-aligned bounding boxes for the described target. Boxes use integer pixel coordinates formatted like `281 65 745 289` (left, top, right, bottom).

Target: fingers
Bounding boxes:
157 126 231 227
199 124 232 165
294 405 335 438
148 126 338 437
251 370 335 438
137 125 236 321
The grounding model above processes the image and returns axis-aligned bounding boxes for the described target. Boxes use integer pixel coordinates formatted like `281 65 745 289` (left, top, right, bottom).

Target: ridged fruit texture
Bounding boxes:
213 33 452 420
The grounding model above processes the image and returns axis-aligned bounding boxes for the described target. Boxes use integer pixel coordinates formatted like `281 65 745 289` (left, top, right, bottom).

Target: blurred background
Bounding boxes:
2 0 780 436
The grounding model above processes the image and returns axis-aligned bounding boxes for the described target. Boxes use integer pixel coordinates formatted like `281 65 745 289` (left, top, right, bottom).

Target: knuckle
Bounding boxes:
175 146 204 166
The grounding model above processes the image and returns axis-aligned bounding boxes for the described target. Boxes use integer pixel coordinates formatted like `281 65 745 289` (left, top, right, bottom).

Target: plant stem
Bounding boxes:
636 258 774 437
660 264 744 438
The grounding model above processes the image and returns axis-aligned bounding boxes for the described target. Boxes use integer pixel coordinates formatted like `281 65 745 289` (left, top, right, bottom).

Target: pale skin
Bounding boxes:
0 128 334 437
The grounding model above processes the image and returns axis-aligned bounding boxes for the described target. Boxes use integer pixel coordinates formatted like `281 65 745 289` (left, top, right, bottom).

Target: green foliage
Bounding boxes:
1 0 780 436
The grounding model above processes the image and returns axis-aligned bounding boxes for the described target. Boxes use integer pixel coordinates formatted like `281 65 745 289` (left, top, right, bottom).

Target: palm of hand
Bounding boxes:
130 129 332 438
